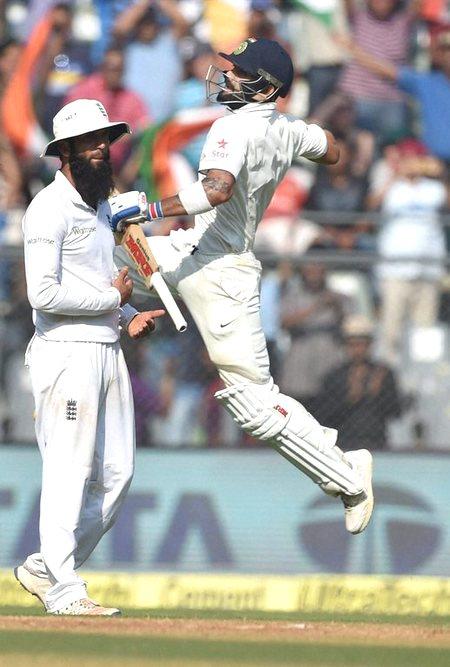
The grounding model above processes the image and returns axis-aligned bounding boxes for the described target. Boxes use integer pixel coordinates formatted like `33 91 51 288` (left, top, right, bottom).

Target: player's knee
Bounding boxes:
213 360 270 386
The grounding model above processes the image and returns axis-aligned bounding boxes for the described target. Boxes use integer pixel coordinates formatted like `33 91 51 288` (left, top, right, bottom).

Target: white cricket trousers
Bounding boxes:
25 336 135 613
144 239 271 386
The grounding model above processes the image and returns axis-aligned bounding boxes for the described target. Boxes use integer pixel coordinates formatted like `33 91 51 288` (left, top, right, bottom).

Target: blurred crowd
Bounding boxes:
2 0 450 450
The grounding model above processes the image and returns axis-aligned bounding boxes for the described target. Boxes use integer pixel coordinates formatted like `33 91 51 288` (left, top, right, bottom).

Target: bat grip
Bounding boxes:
150 271 187 333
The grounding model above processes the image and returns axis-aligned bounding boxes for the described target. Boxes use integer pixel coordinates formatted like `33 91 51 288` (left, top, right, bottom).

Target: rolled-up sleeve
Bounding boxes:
293 121 328 161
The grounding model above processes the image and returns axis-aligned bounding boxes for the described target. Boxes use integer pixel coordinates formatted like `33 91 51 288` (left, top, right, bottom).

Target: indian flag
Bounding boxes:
1 15 51 157
289 0 338 27
139 106 224 200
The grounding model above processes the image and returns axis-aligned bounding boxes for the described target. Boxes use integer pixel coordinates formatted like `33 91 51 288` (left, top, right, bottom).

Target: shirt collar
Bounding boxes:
227 102 277 115
54 170 94 211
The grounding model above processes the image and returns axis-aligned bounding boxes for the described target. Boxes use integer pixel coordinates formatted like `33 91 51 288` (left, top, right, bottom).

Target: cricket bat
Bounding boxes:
120 223 187 333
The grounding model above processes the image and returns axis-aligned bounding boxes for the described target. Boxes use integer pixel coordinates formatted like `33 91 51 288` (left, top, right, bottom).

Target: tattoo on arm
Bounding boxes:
202 175 232 197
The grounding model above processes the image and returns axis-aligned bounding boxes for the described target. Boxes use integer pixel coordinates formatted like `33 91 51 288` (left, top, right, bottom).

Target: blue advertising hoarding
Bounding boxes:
0 446 448 576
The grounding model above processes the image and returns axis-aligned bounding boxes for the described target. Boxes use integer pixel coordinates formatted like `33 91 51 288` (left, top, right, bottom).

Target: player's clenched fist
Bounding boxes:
113 267 133 305
108 191 149 232
127 309 166 338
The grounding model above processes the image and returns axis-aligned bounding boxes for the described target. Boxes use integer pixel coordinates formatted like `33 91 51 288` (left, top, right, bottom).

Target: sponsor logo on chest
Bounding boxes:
71 225 97 236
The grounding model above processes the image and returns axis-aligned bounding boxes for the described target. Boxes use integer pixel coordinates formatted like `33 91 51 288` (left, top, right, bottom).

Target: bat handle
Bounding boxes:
150 271 187 333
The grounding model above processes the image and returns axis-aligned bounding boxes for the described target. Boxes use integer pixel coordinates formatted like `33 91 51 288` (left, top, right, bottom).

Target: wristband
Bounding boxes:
120 303 139 328
148 200 164 220
178 180 214 216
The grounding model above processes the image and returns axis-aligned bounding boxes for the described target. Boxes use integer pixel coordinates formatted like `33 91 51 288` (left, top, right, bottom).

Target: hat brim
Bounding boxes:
41 121 131 158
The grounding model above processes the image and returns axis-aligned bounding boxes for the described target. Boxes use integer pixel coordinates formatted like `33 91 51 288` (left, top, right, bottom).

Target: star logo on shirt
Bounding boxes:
217 139 228 149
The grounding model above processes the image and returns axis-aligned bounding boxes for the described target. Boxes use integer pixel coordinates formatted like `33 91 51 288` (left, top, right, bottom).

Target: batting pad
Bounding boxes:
215 382 363 496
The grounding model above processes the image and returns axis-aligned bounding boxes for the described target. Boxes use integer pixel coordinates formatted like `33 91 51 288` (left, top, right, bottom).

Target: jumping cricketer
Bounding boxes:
112 39 374 535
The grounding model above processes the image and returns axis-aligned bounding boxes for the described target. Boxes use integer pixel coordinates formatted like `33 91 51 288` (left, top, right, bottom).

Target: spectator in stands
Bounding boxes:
279 262 356 412
307 138 367 214
201 373 226 447
247 1 293 112
2 264 35 442
90 0 133 66
0 37 21 97
0 131 25 305
372 139 447 365
248 0 280 41
0 131 23 217
35 3 93 135
310 94 375 179
285 0 349 115
337 0 415 144
314 314 403 450
174 39 216 171
338 27 450 161
260 261 295 384
114 0 187 122
64 47 150 175
254 166 326 255
121 337 170 446
157 313 215 446
306 129 376 250
366 131 411 210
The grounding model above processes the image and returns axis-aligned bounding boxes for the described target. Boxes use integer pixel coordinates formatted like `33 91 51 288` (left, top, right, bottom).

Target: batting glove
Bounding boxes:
108 191 149 232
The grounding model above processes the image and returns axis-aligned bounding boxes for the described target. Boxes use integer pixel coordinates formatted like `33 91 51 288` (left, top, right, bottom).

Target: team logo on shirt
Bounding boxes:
66 399 77 421
212 138 230 159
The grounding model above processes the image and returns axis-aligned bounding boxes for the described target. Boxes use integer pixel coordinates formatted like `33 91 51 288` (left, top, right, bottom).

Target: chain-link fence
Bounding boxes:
2 212 450 451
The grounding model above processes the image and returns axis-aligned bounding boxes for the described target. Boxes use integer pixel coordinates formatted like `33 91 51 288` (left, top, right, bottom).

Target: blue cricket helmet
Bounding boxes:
219 38 294 98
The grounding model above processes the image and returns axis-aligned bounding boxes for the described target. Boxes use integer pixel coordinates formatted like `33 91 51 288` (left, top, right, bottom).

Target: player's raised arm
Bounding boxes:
293 119 341 167
109 169 236 229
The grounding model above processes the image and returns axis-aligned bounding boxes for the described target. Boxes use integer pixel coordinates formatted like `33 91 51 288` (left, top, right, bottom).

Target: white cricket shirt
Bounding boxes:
195 102 328 254
23 170 135 342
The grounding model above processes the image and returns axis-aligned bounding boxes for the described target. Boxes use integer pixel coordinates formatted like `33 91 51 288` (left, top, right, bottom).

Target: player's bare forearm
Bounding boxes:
311 130 340 165
112 0 151 39
334 34 398 81
159 169 234 215
159 194 189 217
108 171 234 230
352 45 397 81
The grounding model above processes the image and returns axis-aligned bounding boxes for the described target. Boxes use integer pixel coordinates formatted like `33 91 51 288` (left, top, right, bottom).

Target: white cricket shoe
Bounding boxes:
341 449 374 535
14 564 51 607
51 598 121 616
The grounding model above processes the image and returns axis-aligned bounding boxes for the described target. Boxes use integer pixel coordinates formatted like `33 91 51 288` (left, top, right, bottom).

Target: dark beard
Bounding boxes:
69 148 114 209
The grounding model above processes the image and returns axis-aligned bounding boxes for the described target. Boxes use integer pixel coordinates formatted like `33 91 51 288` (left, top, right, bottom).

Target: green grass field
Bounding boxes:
1 606 450 667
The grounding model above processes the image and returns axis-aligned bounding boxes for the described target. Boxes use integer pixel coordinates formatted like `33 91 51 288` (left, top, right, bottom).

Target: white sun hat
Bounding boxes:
41 98 131 158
